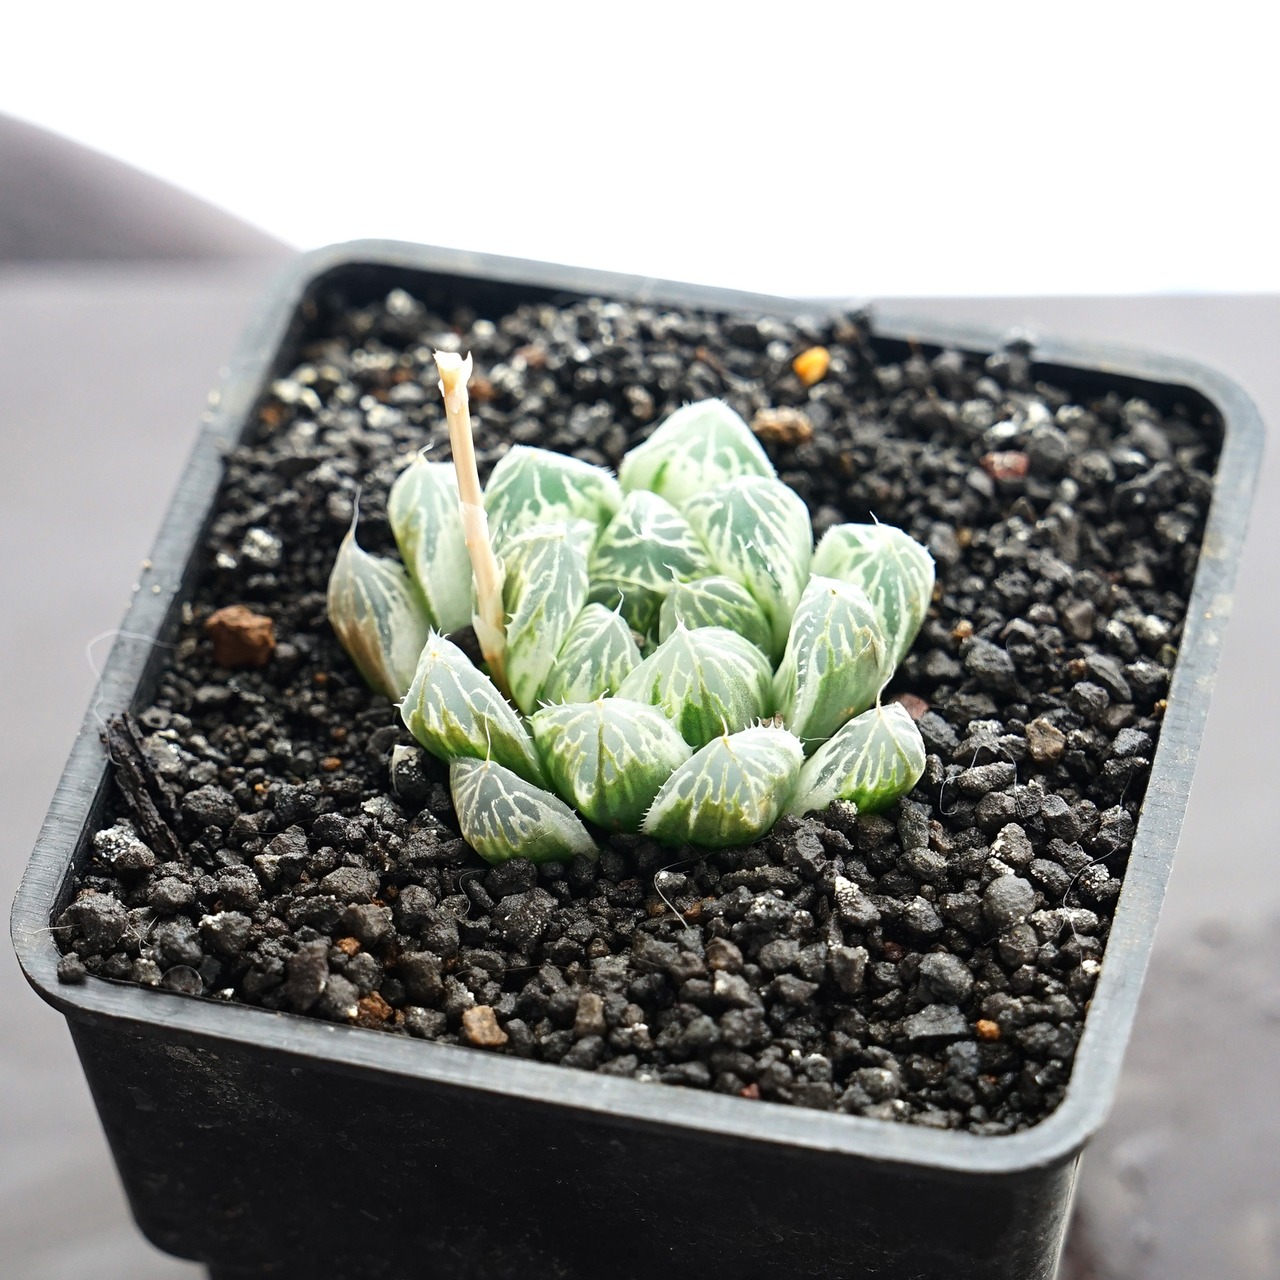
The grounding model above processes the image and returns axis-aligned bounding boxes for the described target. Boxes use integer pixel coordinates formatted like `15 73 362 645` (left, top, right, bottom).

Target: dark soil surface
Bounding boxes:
55 286 1220 1134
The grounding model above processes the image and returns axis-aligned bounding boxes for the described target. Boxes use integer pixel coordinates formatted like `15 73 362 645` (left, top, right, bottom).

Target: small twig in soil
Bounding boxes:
103 714 182 862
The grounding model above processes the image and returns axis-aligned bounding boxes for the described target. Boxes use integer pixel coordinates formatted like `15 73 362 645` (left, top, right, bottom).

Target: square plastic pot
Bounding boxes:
11 242 1264 1280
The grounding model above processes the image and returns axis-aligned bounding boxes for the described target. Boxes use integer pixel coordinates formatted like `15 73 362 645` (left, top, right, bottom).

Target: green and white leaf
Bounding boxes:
682 476 813 660
484 445 622 552
400 633 548 786
811 523 936 668
616 625 773 748
618 398 776 507
657 575 774 656
386 455 472 634
530 698 691 832
450 757 597 865
327 525 430 700
774 576 891 752
587 490 714 637
787 702 926 817
642 726 803 848
501 523 590 714
540 604 642 704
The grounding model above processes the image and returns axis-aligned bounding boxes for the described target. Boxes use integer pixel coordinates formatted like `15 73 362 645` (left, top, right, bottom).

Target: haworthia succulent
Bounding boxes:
540 603 642 704
811 523 935 668
787 702 926 817
400 633 548 786
484 445 622 551
386 455 473 634
682 476 813 660
658 575 774 656
587 490 714 637
501 523 590 714
618 398 776 508
617 625 774 749
327 524 430 700
449 757 597 865
773 576 891 752
642 726 804 848
530 698 691 832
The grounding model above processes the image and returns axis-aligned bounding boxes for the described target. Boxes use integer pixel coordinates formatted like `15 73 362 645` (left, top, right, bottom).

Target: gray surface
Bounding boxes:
2 271 1276 1278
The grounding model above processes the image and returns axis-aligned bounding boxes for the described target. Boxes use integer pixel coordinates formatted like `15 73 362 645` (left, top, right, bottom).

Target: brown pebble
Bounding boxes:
356 992 393 1026
952 619 974 642
321 756 343 773
739 1083 761 1100
792 346 831 387
890 692 930 721
461 1005 508 1049
469 373 496 404
752 406 814 447
205 605 275 668
976 1019 1001 1042
1025 717 1066 763
980 451 1030 482
335 936 361 956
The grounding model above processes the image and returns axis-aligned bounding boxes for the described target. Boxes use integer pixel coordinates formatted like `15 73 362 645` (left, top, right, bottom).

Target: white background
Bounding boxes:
4 1 1278 297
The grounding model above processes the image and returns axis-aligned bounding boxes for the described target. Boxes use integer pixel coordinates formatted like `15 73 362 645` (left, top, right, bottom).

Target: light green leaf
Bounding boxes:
787 702 926 817
386 454 472 634
400 633 548 786
774 576 891 752
616 625 773 748
618 398 775 507
484 445 622 551
657 575 774 656
450 757 597 865
642 726 803 848
811 523 936 668
530 698 691 832
327 524 430 700
541 604 642 704
587 490 714 637
501 523 590 714
682 476 813 659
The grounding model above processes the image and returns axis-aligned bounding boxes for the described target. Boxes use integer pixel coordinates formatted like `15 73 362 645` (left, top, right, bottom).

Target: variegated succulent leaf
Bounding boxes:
616 625 773 748
682 476 813 660
540 603 642 704
450 757 597 865
530 698 692 832
811 523 936 668
642 725 804 848
657 575 774 656
787 702 926 817
774 575 892 752
587 490 714 638
400 632 548 787
501 522 590 714
327 524 430 700
618 398 776 507
386 454 473 634
484 445 622 552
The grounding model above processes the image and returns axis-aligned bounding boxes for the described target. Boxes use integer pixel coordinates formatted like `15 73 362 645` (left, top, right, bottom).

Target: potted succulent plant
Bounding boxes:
11 242 1263 1280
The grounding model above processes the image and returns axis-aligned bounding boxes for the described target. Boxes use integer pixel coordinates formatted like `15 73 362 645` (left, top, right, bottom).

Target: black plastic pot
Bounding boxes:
12 243 1264 1280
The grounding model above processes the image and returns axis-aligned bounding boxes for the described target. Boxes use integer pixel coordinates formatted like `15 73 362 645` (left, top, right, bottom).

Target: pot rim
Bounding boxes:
11 240 1265 1177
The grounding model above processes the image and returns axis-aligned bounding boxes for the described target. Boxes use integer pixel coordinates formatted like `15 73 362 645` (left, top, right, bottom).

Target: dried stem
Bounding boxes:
434 351 509 696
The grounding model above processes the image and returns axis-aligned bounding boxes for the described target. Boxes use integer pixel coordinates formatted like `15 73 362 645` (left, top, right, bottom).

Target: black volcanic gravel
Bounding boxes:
55 287 1221 1135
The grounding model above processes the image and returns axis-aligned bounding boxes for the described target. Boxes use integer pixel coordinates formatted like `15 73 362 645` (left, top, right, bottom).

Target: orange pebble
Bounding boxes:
792 346 831 387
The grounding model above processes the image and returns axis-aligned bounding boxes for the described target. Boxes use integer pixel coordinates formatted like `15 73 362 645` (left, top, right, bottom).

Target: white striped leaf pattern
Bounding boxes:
811 523 935 668
773 576 891 752
541 604 642 704
642 726 803 848
787 702 926 818
618 398 775 507
616 625 773 748
484 445 622 551
657 575 774 657
682 476 813 660
450 757 597 865
501 523 590 713
386 455 473 634
400 633 548 787
530 698 691 832
327 525 430 700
